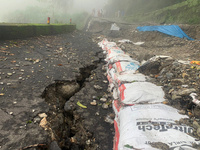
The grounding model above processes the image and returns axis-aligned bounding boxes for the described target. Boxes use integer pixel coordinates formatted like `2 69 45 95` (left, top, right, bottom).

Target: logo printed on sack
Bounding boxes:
113 50 124 53
137 121 193 134
125 62 139 70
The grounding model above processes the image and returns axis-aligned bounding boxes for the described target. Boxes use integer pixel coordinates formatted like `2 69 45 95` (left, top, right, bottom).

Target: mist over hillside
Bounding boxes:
0 0 108 23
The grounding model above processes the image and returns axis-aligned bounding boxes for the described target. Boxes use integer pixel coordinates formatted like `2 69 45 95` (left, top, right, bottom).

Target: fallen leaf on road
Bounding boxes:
77 101 87 108
11 61 16 63
57 64 63 66
0 93 5 96
1 48 7 51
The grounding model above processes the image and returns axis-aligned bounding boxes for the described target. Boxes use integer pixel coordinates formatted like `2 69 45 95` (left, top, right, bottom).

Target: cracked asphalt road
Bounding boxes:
0 30 114 150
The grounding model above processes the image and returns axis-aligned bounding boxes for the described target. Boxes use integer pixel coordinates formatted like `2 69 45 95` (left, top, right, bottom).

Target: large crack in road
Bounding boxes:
41 58 100 150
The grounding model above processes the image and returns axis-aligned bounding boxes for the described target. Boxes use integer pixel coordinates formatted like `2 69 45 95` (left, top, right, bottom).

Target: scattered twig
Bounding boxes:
19 143 46 150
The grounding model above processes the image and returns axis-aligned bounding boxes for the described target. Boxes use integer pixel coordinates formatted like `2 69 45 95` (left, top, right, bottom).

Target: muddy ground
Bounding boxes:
1 17 200 150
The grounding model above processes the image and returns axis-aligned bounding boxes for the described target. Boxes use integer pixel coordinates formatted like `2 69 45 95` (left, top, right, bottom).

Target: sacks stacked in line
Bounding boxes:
98 39 199 150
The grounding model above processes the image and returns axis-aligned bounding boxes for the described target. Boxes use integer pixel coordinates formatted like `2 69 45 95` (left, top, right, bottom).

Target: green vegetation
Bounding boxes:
105 0 200 24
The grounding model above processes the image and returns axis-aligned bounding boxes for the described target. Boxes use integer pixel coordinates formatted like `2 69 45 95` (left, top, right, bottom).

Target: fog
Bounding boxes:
0 0 108 23
72 0 108 13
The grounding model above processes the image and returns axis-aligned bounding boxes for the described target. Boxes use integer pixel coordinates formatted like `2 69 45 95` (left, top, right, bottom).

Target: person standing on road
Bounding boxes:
92 8 95 17
118 10 120 18
122 10 124 17
98 9 100 17
100 9 103 18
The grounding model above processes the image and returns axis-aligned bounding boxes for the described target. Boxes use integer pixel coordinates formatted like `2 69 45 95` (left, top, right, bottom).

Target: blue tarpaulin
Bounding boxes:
137 25 194 41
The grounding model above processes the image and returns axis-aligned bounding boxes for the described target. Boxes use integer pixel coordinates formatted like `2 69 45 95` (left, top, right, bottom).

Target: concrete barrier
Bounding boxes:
0 24 76 40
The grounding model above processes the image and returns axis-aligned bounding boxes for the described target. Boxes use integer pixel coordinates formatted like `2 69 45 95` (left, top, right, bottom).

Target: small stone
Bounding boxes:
197 127 200 137
19 77 23 80
193 121 200 129
9 112 13 115
105 115 114 124
177 88 196 96
160 68 167 75
33 117 41 123
102 94 108 98
0 82 3 85
182 85 188 88
171 79 184 85
46 44 52 48
94 85 103 90
121 45 125 50
16 64 20 67
92 96 98 99
13 101 17 104
100 98 107 102
165 73 174 79
32 109 35 112
102 103 108 109
90 100 97 106
109 113 115 119
39 117 48 129
38 113 47 118
178 110 186 115
103 80 108 83
7 73 12 76
157 76 163 79
7 83 11 86
95 112 99 116
21 69 24 72
182 73 189 79
172 94 182 100
49 141 61 150
86 140 91 145
168 89 174 94
64 101 71 112
70 137 76 143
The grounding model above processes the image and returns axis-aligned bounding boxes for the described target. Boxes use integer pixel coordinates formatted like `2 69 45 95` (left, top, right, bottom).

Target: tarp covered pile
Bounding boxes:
137 25 194 41
98 39 200 150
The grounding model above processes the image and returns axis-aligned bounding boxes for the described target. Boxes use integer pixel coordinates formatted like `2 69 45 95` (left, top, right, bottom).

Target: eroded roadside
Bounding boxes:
0 30 114 150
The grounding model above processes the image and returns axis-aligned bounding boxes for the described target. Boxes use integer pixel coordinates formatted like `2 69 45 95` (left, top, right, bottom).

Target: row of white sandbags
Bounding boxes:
98 39 199 150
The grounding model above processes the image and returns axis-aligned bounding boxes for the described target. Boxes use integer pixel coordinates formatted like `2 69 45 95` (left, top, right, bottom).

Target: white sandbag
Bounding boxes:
107 68 116 82
111 23 120 31
118 82 165 104
103 47 122 54
118 39 132 43
112 61 139 74
105 54 130 62
107 55 140 65
115 73 146 84
98 38 108 48
108 68 146 84
113 118 120 150
102 42 117 51
117 104 198 150
112 99 130 117
107 49 125 56
133 42 145 45
113 87 119 100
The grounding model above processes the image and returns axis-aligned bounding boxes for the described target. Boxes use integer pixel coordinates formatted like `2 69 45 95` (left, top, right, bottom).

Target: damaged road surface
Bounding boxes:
2 16 200 150
0 30 114 150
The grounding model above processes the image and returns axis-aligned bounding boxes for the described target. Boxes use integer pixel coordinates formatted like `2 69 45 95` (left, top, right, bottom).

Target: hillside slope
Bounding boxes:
105 0 200 24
